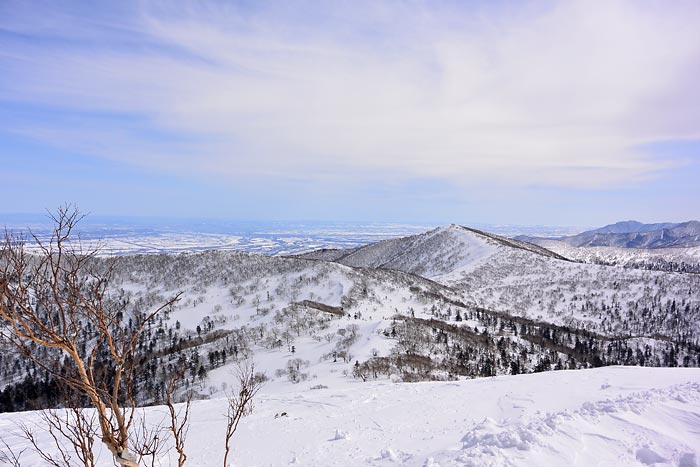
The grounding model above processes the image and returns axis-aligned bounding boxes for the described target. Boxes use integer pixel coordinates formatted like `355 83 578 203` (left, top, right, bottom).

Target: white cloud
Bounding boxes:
2 0 699 188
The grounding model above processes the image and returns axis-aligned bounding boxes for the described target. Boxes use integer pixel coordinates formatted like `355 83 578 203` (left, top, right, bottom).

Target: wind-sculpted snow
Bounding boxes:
439 379 700 466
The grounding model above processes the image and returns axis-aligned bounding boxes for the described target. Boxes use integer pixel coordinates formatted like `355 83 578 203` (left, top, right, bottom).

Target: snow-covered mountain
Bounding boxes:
518 220 700 249
515 220 700 274
299 224 566 278
5 232 699 414
2 223 700 466
585 220 681 234
300 225 700 340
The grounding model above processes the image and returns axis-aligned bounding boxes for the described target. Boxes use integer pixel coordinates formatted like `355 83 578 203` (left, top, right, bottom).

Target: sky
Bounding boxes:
1 0 699 226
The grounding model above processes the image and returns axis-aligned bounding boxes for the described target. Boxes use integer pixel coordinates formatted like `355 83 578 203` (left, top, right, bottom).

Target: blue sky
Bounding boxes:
1 0 699 226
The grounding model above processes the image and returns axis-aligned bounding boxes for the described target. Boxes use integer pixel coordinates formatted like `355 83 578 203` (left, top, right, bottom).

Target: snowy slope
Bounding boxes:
300 224 563 278
443 247 700 331
1 367 699 466
3 228 700 466
517 239 700 271
17 245 698 415
5 230 699 404
299 226 700 337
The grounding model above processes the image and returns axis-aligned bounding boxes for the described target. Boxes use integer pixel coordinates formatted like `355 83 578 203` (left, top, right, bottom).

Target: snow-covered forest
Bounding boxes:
2 219 700 466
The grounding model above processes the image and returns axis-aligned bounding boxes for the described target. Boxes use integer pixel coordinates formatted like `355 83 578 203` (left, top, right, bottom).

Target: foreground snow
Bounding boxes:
2 367 699 466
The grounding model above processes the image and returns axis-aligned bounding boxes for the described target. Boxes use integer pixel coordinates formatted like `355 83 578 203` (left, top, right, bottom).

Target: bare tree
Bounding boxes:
165 374 191 467
222 362 263 467
0 206 182 467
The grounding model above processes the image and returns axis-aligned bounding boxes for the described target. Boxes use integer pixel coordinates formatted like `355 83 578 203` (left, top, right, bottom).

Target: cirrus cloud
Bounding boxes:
1 0 699 191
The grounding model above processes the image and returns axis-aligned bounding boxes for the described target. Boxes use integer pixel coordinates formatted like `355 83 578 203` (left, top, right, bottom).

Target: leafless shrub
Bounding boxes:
0 436 26 466
222 362 264 467
0 206 182 466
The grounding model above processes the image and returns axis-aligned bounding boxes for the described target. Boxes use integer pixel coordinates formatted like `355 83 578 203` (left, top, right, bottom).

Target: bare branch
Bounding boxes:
0 436 26 467
1 207 182 467
223 361 264 467
166 374 191 467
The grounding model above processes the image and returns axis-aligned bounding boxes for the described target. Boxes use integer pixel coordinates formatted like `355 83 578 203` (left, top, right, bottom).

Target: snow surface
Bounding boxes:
1 367 699 466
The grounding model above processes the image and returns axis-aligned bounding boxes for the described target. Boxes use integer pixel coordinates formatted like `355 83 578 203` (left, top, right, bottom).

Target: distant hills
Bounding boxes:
516 220 700 249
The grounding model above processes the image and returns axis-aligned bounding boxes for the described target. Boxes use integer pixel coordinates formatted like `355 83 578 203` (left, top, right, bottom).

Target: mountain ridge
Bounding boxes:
516 220 700 249
298 224 568 279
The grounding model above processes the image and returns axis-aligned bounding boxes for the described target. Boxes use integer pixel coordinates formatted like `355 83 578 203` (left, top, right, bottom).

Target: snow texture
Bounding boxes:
1 367 699 466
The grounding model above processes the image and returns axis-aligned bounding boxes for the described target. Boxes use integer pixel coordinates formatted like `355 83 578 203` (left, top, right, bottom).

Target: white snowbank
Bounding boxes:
1 367 699 466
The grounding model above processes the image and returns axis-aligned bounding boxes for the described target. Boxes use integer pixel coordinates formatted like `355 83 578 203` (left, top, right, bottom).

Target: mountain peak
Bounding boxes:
592 220 645 234
300 223 567 279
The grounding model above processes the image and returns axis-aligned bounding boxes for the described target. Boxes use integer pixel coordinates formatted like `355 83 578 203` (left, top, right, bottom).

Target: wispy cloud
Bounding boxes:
2 0 699 190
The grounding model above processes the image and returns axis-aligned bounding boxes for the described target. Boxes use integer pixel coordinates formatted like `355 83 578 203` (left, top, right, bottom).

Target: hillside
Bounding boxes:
520 240 700 273
2 223 700 466
4 239 700 415
301 225 700 339
299 224 566 278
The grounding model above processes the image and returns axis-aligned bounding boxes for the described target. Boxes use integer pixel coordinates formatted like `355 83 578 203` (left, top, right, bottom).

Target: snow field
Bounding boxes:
190 367 700 467
2 367 698 466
